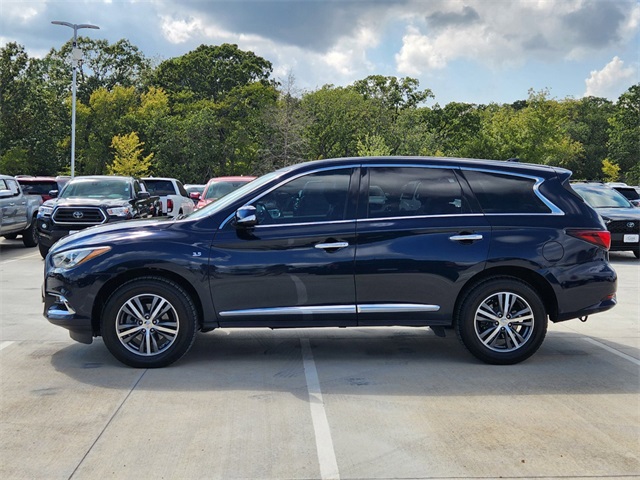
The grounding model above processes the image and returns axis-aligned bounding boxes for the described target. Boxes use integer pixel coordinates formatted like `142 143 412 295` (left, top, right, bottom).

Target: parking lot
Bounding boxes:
1 238 638 480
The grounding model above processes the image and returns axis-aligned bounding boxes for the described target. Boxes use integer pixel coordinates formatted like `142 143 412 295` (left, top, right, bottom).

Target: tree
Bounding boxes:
149 44 273 103
601 159 620 182
107 132 153 177
468 90 583 166
607 84 640 184
301 85 376 159
257 73 311 173
357 134 392 156
0 43 68 175
352 75 433 114
45 38 151 104
563 96 614 180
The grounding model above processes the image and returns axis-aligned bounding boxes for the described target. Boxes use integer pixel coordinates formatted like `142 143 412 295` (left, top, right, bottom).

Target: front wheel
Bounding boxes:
455 277 547 365
38 242 50 259
4 233 18 240
101 277 198 368
22 217 38 247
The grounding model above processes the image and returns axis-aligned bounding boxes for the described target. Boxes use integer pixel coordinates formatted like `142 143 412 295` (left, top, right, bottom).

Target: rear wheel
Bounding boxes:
455 277 547 365
101 277 198 368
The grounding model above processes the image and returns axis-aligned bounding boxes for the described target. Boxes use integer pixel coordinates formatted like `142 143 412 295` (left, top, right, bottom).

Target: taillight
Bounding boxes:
567 229 611 250
167 199 173 212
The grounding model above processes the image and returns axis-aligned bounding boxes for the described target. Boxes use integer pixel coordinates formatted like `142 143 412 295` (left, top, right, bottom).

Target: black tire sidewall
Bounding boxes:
456 277 547 365
22 219 38 247
102 277 197 368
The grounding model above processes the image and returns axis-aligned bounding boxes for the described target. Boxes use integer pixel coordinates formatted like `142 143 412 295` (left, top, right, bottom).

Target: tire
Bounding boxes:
22 217 38 247
3 233 18 240
39 242 50 259
455 277 547 365
634 249 639 259
101 277 198 368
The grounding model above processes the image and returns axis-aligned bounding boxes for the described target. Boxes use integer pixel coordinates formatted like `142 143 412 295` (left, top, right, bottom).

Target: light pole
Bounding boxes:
51 21 100 178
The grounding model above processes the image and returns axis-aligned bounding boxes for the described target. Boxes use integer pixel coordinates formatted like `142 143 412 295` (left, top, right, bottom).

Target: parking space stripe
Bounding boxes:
0 341 14 351
585 338 640 366
301 338 340 480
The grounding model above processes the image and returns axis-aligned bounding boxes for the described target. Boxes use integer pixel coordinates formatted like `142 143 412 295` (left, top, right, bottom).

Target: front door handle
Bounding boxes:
315 241 349 250
449 234 483 242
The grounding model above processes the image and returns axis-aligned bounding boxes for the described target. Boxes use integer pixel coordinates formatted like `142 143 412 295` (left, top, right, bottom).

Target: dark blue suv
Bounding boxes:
42 157 617 367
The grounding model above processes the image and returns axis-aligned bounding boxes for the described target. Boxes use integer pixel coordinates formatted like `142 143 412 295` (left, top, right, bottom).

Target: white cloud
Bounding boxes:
584 56 637 100
159 15 204 44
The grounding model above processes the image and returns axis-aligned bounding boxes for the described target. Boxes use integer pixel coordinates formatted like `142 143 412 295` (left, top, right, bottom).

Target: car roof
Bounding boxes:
283 156 568 178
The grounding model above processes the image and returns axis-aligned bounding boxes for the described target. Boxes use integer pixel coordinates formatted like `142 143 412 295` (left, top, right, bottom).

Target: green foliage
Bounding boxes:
0 148 30 175
357 134 392 156
107 132 153 177
607 84 640 184
1 40 637 186
149 44 273 103
601 159 621 182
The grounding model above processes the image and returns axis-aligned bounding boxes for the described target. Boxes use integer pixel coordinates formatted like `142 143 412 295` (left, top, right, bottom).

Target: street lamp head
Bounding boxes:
51 21 100 30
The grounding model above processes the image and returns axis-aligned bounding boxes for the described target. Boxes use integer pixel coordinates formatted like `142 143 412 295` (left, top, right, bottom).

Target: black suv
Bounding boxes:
572 182 640 258
36 175 160 258
42 157 617 368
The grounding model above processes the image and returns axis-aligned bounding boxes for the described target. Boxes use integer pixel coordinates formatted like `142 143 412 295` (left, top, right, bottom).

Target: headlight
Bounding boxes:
52 246 111 269
106 206 131 217
39 206 54 216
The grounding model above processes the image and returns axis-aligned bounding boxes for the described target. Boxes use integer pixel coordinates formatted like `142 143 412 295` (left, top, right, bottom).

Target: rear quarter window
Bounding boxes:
463 170 551 214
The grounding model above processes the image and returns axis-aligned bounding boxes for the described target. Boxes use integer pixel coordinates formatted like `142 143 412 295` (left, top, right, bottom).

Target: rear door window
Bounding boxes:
462 170 550 214
365 167 469 218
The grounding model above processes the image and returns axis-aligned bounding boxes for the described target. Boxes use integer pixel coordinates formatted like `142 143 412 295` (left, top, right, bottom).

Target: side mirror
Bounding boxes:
235 205 257 227
138 191 151 199
49 190 59 198
190 192 201 200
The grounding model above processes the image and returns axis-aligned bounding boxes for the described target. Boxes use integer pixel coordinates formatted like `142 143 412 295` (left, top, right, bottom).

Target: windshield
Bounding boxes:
573 185 633 208
188 170 283 220
60 178 130 200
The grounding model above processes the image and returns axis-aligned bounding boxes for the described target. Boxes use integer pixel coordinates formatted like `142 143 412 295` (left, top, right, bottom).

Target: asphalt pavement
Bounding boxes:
1 238 638 480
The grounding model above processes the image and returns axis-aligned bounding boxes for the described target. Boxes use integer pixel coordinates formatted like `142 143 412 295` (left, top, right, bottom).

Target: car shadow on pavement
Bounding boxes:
49 327 639 401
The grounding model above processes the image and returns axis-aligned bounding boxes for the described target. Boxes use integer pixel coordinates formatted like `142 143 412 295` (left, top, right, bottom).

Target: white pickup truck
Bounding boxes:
141 177 195 218
0 174 42 247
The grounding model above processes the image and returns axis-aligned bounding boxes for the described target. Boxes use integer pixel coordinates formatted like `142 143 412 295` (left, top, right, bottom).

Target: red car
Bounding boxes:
195 176 255 209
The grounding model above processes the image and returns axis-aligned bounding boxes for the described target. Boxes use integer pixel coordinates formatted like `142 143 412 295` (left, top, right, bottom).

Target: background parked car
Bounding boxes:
141 177 194 218
572 182 640 258
184 184 205 205
195 176 256 209
16 176 69 202
607 182 640 207
36 175 160 258
0 174 41 247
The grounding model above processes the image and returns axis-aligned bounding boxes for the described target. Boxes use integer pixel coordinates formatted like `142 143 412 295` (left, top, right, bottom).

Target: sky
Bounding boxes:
1 0 639 106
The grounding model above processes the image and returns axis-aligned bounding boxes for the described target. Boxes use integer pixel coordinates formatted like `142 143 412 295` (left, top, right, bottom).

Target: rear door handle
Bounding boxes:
449 234 483 242
315 241 349 250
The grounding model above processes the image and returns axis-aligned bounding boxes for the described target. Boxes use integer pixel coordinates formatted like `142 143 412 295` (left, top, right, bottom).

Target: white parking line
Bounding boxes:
0 252 41 265
0 341 14 351
585 338 640 366
301 338 340 480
